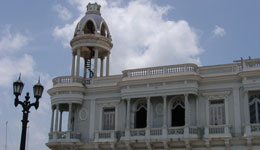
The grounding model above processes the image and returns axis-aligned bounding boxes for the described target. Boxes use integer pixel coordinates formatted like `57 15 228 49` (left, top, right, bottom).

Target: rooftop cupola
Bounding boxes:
86 2 101 15
70 3 113 80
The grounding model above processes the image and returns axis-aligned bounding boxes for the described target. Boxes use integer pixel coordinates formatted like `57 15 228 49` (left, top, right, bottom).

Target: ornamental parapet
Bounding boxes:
122 63 198 79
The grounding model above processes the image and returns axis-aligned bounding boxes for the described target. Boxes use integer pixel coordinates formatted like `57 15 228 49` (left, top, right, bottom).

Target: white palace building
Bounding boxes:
46 3 260 150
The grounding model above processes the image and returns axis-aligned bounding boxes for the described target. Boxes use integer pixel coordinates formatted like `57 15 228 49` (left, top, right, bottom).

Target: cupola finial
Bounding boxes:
86 2 101 15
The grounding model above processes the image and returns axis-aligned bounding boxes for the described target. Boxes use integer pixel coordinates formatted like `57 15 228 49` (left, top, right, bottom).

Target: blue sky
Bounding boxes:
0 0 259 150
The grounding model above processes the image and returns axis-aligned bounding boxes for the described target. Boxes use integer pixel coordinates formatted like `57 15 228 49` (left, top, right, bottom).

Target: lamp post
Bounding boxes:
13 74 44 150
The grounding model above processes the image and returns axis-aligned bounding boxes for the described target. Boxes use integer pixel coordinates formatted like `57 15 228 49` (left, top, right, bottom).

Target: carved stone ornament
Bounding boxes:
202 91 231 100
155 103 163 115
79 108 88 121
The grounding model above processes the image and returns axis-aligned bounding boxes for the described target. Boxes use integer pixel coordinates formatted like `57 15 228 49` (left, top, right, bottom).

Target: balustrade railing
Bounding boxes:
150 128 162 136
123 64 198 78
130 129 146 136
53 76 84 85
205 124 231 137
98 131 111 139
168 127 184 135
250 123 260 132
189 126 199 134
245 59 260 69
57 131 67 139
49 131 81 141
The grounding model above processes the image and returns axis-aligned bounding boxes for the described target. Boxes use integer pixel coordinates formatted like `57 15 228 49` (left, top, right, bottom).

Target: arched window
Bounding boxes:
249 94 260 123
171 99 185 127
101 23 107 37
84 20 95 34
135 102 147 128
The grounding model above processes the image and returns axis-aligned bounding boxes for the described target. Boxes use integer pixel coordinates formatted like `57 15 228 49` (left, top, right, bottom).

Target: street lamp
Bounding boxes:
13 74 44 150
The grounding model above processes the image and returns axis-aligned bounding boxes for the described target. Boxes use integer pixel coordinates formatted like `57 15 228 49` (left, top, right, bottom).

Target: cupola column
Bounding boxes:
71 53 76 76
100 57 104 77
106 53 110 76
55 105 59 132
83 59 87 78
59 111 63 132
67 103 72 131
50 106 55 132
76 48 81 77
94 48 99 77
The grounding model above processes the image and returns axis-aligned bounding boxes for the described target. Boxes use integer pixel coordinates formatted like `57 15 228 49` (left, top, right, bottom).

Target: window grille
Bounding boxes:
249 94 260 123
209 100 225 125
102 108 115 130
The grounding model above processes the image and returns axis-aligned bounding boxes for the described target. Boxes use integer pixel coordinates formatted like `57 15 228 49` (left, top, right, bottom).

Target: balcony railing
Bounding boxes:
244 59 260 70
204 124 231 138
130 129 146 136
94 126 201 141
150 128 162 136
53 76 85 85
48 131 81 142
122 64 198 78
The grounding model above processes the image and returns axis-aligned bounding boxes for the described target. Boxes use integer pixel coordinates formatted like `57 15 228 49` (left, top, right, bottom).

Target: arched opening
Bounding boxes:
101 23 108 37
249 93 260 123
171 99 185 127
84 20 95 34
135 102 147 128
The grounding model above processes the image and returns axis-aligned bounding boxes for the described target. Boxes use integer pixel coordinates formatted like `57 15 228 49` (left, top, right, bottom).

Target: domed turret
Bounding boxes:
70 3 113 79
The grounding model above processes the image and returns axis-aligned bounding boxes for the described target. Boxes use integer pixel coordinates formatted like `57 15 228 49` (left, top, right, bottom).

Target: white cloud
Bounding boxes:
0 25 30 55
213 25 226 37
53 4 73 21
0 54 35 87
0 26 52 150
53 0 203 74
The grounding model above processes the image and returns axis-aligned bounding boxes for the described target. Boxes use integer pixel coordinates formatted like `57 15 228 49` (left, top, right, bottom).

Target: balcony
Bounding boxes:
48 131 81 143
244 123 260 136
94 126 200 142
204 124 231 138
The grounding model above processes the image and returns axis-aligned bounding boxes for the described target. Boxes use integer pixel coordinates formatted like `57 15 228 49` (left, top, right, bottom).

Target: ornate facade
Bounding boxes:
46 3 260 150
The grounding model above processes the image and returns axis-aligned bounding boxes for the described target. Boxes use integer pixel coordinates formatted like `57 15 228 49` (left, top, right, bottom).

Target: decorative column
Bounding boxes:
126 98 131 129
163 96 167 127
50 106 55 132
196 96 199 125
71 53 76 76
59 111 63 132
205 99 210 138
67 103 72 131
146 97 151 137
89 99 96 139
184 94 190 126
55 105 59 132
147 97 151 128
125 98 131 139
83 59 87 78
224 96 230 136
233 87 242 136
184 94 190 137
163 96 168 137
76 48 81 77
244 90 251 136
94 48 99 77
100 58 104 77
224 97 229 124
106 53 110 77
